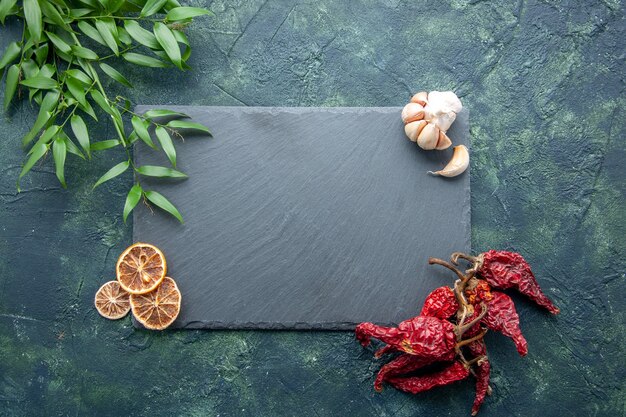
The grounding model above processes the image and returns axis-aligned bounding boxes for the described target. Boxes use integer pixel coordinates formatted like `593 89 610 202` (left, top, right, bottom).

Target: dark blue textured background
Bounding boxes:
1 1 624 415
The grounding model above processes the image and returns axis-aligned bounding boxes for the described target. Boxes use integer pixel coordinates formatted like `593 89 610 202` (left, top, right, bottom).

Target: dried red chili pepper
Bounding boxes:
356 251 558 415
420 286 459 319
355 316 457 360
373 354 436 392
468 340 491 416
464 279 493 305
477 250 559 314
386 361 470 394
482 291 528 356
461 279 528 356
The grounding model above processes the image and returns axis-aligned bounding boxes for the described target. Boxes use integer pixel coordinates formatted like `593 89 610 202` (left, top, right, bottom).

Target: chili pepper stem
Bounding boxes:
429 257 466 281
451 252 484 271
455 302 487 338
456 329 488 350
454 279 471 308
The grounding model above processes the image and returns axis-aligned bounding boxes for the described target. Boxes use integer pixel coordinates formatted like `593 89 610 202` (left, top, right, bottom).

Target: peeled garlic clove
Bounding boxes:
410 91 428 106
435 131 452 150
404 120 427 142
417 123 439 150
429 145 469 177
401 103 425 124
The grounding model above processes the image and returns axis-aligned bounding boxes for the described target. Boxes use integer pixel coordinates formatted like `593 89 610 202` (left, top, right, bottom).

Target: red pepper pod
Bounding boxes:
386 361 470 394
468 340 491 416
479 250 560 314
356 316 457 359
374 354 436 392
482 291 528 356
355 322 400 347
420 286 459 319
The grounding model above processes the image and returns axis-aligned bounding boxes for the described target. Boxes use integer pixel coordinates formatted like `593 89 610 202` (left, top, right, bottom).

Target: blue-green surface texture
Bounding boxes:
0 1 624 416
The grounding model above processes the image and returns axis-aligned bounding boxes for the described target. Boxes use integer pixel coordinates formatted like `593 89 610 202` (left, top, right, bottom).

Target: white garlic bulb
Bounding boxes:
401 90 468 177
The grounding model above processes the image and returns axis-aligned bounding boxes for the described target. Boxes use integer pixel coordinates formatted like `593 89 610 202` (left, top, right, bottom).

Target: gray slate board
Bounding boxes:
133 106 470 330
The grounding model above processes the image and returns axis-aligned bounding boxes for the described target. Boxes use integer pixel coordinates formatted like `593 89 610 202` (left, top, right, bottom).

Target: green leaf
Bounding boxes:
127 130 139 144
95 19 119 56
93 160 129 188
166 6 212 21
69 8 93 18
110 108 126 143
52 136 67 187
135 165 187 179
172 30 191 61
17 143 48 191
63 135 85 159
23 0 42 42
33 43 48 66
22 112 51 145
90 90 113 114
104 0 125 13
40 1 69 29
22 90 59 145
144 190 183 223
153 22 181 69
0 41 20 70
66 76 87 106
79 99 98 121
19 142 47 183
45 31 71 54
0 0 18 25
99 62 132 88
123 20 160 49
60 132 85 159
78 59 100 81
143 109 187 119
31 124 60 149
70 114 90 157
65 69 92 84
122 52 168 68
77 0 99 8
140 0 168 17
166 120 211 135
77 21 107 46
20 75 57 89
155 126 176 167
117 25 132 45
131 115 155 148
3 64 19 110
40 89 60 113
37 63 55 78
123 183 142 223
21 59 37 79
90 139 119 151
71 45 99 60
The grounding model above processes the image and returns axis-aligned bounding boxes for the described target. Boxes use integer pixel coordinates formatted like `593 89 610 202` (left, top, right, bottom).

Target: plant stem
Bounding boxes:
72 15 162 22
97 45 140 61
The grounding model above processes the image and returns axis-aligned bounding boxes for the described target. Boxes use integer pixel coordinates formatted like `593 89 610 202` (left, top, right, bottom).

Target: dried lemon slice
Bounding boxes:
116 243 166 294
130 277 181 330
94 281 131 319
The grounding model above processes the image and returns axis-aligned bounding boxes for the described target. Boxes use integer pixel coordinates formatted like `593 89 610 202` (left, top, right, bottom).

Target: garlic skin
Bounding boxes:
417 123 439 150
401 103 425 124
402 91 462 149
404 120 427 142
435 131 452 150
428 145 469 177
410 91 428 106
423 91 462 133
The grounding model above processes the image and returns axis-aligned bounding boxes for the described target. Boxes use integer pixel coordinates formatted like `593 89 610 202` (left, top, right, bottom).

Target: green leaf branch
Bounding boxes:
0 0 214 222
